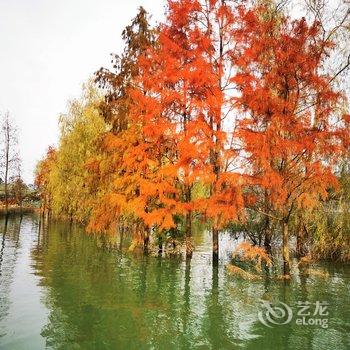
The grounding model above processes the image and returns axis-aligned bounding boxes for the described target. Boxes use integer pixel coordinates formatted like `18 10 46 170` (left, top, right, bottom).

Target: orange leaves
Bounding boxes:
84 1 350 242
90 0 245 235
142 209 175 230
233 4 349 221
202 173 245 227
34 146 57 197
167 0 201 29
98 0 240 233
342 114 350 124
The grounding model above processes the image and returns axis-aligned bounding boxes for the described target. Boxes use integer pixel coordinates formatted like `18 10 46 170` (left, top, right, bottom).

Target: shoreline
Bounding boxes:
0 206 38 215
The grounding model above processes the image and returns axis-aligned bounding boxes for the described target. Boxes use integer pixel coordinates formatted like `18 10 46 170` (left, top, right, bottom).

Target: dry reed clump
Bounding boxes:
226 264 262 280
227 242 273 280
232 242 272 272
297 255 313 266
305 268 329 278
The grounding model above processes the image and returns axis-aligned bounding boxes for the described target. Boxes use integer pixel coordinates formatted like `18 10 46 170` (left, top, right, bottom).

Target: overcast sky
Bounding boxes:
0 0 164 183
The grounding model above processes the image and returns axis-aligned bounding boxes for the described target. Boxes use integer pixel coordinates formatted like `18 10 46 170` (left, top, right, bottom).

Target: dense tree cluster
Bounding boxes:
35 0 350 275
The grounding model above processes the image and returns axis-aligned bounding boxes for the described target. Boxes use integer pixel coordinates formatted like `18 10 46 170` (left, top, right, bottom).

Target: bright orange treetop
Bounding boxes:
234 6 350 218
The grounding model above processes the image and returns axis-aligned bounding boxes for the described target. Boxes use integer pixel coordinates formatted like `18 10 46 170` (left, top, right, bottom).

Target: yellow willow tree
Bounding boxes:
233 5 350 275
46 82 107 222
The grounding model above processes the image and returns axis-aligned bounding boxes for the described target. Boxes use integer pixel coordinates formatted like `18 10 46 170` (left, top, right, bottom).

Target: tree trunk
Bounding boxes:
282 221 290 276
119 223 124 251
185 212 192 259
212 227 219 265
296 221 308 258
4 123 9 214
143 227 150 252
264 230 272 257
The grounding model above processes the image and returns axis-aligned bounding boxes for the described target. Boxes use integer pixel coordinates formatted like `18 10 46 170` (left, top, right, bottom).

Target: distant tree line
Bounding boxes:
0 112 38 212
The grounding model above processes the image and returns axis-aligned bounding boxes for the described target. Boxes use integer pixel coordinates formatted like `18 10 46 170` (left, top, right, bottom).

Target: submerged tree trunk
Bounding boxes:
282 221 290 276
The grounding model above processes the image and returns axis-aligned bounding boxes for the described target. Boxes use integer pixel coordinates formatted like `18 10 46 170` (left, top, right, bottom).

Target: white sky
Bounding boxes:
0 0 164 183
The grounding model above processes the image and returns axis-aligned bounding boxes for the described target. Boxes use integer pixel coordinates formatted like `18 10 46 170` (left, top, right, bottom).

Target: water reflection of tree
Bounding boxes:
0 215 22 337
203 263 234 349
29 222 227 348
31 222 179 348
28 219 350 350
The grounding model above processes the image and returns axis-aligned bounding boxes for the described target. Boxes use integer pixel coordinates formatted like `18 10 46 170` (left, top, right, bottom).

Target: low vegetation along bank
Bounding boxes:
35 1 350 276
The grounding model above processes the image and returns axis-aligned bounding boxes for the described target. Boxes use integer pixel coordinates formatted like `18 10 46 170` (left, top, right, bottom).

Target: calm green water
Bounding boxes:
0 214 349 350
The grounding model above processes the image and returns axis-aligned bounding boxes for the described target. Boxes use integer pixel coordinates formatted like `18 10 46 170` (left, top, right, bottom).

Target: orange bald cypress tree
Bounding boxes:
233 6 350 275
88 8 160 248
125 0 245 258
119 0 208 256
182 0 244 263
